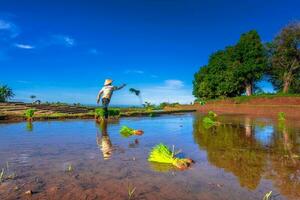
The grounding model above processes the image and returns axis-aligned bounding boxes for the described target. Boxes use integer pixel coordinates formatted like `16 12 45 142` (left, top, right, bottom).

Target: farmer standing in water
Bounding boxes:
96 79 126 119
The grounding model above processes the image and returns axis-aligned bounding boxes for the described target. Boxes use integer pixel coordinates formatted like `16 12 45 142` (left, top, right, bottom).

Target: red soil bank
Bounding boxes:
181 97 300 119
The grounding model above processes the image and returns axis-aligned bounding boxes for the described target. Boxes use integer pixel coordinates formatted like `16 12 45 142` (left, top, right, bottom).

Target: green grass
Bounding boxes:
94 108 120 119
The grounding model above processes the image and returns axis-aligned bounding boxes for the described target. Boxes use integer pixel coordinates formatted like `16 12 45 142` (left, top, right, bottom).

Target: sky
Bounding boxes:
0 0 299 105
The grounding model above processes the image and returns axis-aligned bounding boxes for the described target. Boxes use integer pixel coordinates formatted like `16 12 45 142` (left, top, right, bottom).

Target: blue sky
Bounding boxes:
0 0 299 105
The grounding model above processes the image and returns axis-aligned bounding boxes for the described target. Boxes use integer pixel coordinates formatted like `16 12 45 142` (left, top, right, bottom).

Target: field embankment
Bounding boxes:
190 96 300 119
0 102 195 123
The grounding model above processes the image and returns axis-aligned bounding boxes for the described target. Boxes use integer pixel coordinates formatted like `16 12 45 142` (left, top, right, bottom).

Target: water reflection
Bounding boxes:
193 114 300 198
96 120 113 160
26 121 33 132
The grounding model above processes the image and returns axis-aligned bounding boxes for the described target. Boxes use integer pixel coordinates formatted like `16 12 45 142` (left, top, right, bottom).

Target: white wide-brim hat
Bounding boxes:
104 79 113 86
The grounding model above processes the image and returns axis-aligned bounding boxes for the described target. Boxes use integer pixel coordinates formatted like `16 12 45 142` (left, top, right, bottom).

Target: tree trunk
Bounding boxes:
245 82 253 96
283 76 291 93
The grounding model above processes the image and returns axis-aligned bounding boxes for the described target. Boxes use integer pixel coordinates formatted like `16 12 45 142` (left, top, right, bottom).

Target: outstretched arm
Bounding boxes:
96 89 103 104
114 83 126 91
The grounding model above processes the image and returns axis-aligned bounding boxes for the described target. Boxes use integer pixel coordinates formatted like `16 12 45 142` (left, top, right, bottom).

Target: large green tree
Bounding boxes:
268 22 300 93
193 47 244 99
0 85 14 102
193 30 266 99
234 30 266 96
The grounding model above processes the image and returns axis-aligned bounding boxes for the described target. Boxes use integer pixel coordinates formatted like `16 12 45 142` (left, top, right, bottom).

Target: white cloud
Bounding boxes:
0 19 19 38
14 43 35 49
124 70 144 74
163 79 184 89
111 80 194 105
51 35 75 47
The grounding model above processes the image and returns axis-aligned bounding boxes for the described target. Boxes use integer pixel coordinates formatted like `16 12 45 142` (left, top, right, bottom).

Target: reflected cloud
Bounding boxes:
254 125 274 146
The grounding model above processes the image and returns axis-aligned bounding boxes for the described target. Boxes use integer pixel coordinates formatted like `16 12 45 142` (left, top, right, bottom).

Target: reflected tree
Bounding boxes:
193 115 266 190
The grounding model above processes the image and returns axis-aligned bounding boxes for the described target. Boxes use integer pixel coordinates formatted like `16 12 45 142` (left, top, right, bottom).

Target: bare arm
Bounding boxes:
96 89 103 104
114 83 126 91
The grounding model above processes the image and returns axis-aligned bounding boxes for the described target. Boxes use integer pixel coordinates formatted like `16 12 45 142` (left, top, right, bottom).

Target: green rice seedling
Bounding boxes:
278 112 286 121
263 191 272 200
202 111 219 129
24 109 35 121
66 164 73 172
127 184 136 200
120 126 143 138
0 168 4 183
148 143 194 170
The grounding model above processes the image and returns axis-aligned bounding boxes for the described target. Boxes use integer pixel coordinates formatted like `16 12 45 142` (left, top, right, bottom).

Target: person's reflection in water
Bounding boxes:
96 120 113 160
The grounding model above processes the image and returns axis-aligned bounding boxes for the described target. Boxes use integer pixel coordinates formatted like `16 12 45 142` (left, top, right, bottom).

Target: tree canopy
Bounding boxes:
193 30 266 99
0 85 14 102
267 22 300 93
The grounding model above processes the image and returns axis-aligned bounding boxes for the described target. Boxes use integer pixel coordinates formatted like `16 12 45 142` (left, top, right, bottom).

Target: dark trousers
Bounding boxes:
102 98 110 119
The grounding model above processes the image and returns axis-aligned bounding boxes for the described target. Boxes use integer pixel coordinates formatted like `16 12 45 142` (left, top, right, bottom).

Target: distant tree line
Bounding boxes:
193 22 300 99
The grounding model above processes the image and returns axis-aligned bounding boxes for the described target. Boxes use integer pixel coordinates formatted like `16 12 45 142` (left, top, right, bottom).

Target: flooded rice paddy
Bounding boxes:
0 113 299 200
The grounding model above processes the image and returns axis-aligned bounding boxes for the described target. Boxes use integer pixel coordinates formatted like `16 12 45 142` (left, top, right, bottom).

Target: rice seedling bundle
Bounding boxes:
202 111 219 128
148 143 194 170
120 126 143 137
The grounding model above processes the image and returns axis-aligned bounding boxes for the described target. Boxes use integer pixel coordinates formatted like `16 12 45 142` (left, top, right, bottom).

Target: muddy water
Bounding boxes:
0 113 299 200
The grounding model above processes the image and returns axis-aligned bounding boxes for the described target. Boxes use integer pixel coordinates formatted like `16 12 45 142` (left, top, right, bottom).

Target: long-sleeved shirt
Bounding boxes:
97 84 125 100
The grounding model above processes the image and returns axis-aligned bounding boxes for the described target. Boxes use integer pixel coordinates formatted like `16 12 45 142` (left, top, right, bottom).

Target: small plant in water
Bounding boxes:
202 111 219 129
278 112 286 121
24 109 35 121
66 164 73 172
127 184 136 200
0 168 4 183
120 126 144 138
263 191 272 200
